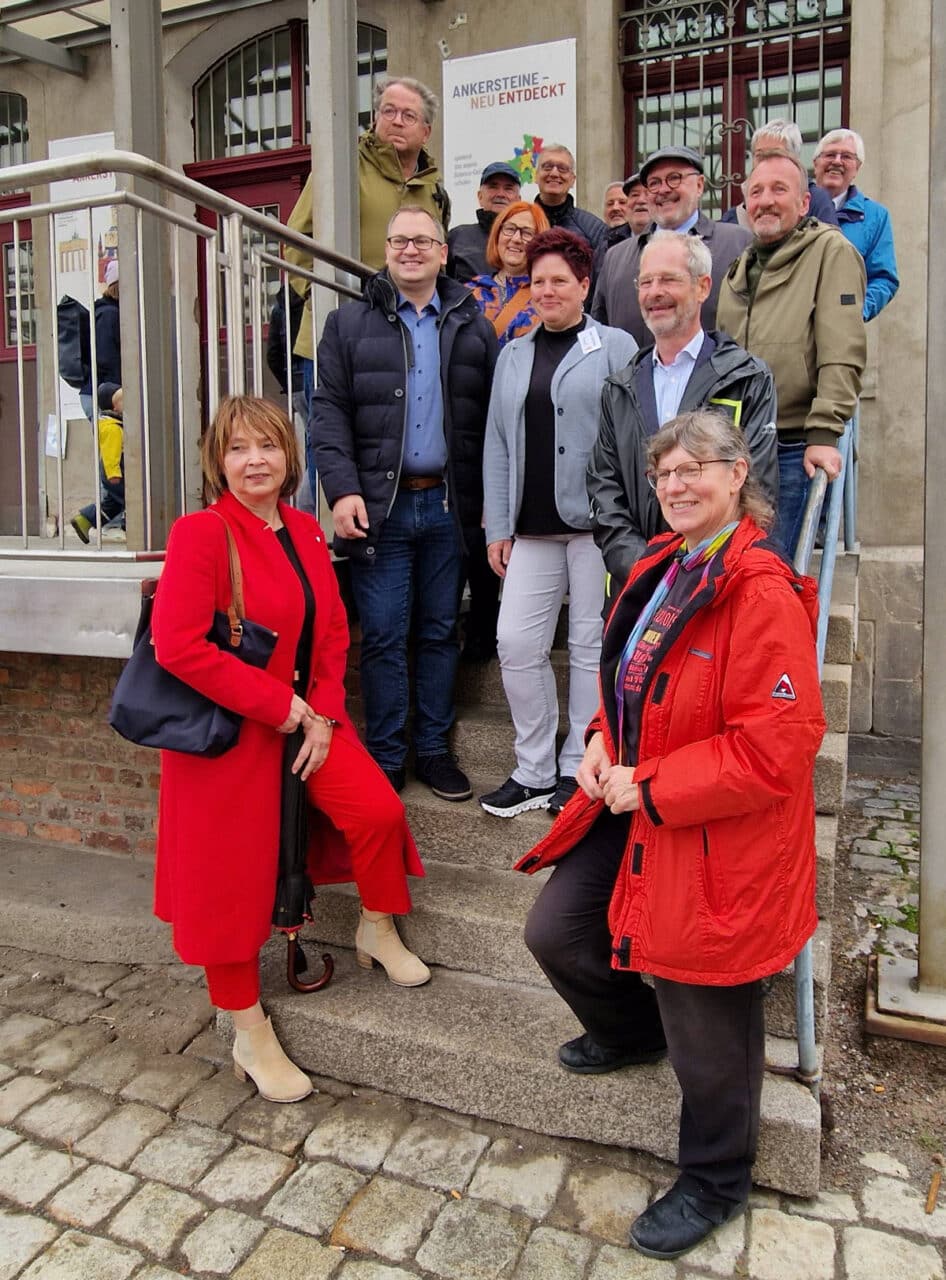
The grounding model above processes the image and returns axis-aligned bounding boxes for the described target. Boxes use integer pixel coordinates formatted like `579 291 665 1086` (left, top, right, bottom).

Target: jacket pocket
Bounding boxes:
699 826 730 919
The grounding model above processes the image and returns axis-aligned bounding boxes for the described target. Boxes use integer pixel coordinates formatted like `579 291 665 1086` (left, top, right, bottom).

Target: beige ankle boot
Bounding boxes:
232 1016 313 1103
355 909 431 987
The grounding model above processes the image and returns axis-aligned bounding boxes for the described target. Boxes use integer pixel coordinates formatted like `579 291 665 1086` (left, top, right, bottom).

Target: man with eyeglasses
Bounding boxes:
588 230 777 592
592 145 751 347
311 207 497 802
717 150 866 554
285 76 450 403
532 145 608 291
447 161 522 283
813 127 899 320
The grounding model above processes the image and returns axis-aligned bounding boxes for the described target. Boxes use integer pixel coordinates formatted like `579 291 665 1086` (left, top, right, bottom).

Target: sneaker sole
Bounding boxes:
429 785 473 802
479 794 553 818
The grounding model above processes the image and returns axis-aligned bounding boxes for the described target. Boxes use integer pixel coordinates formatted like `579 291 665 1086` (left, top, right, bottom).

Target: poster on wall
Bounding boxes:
442 40 578 227
47 132 116 420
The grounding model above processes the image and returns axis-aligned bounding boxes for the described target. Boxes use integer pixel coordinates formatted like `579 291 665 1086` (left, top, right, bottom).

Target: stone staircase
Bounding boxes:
263 550 860 1198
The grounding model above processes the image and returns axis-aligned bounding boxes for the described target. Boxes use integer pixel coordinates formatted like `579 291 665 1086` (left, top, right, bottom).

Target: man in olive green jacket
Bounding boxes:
285 75 450 369
716 150 866 553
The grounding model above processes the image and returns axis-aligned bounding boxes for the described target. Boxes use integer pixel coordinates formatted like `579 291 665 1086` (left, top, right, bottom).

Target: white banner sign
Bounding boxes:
442 40 578 226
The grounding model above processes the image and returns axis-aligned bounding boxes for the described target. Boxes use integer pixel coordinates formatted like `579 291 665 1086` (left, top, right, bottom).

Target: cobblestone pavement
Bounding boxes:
1 777 944 1280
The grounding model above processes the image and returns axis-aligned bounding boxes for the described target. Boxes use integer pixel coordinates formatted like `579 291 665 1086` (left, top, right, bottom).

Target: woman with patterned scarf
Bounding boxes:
517 408 825 1261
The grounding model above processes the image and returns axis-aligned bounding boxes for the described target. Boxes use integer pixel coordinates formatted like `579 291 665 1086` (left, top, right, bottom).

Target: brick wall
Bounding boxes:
0 652 158 857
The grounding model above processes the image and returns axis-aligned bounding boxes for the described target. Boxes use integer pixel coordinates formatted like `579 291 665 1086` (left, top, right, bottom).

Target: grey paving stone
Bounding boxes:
0 1012 57 1060
132 1269 189 1280
96 973 214 1054
184 1028 232 1068
264 1161 366 1236
17 1086 113 1146
468 1138 566 1220
513 1225 593 1280
588 1245 675 1279
67 1039 146 1093
233 1227 345 1278
46 1163 138 1228
226 1091 336 1155
64 962 131 996
682 1211 746 1276
41 990 111 1025
843 1225 944 1280
548 1163 651 1246
330 1174 443 1260
0 1074 57 1123
303 1096 409 1171
109 1182 206 1259
338 1265 420 1280
181 1207 266 1274
176 1069 254 1127
0 1063 14 1084
862 1175 946 1239
860 1151 910 1177
415 1198 531 1280
17 1229 142 1279
0 984 58 1016
0 1126 21 1156
0 1206 60 1280
130 1119 233 1188
786 1189 858 1222
119 1054 215 1109
874 826 919 845
75 1102 170 1168
382 1116 490 1192
17 1022 111 1074
197 1142 294 1205
0 1139 86 1208
747 1207 835 1280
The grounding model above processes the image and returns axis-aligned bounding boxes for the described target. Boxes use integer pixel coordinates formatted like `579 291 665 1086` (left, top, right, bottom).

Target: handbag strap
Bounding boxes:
209 510 246 648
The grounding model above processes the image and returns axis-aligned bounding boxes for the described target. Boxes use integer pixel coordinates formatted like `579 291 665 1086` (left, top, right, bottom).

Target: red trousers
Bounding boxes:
205 959 259 1010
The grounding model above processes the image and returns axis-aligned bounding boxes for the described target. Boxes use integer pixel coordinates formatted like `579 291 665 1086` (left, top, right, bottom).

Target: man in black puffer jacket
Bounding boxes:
311 206 498 801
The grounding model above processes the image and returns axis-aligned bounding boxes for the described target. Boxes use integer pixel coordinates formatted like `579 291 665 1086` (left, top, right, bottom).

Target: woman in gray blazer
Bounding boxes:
481 229 637 818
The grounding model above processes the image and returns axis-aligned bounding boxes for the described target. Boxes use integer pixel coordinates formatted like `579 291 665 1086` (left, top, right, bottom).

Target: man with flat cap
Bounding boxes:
447 161 522 283
592 145 751 347
603 172 652 249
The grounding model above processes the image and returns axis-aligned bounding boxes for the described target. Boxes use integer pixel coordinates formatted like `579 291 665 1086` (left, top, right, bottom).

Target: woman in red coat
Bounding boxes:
520 408 825 1260
151 396 427 1104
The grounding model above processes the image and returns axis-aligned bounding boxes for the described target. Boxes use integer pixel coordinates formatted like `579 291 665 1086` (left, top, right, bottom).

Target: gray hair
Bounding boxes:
815 127 865 164
386 205 446 242
642 228 712 280
373 75 439 125
751 118 803 158
749 148 809 196
603 180 625 199
538 143 575 169
646 409 774 530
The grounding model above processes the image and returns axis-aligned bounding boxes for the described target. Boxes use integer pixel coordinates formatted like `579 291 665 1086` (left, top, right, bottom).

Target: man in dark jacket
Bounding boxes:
591 145 751 346
311 207 498 800
446 161 521 283
721 118 839 230
533 144 608 291
588 231 778 592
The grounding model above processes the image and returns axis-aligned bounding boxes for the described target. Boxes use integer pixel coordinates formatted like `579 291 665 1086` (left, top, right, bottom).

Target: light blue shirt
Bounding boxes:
672 209 700 235
397 290 447 476
652 328 704 426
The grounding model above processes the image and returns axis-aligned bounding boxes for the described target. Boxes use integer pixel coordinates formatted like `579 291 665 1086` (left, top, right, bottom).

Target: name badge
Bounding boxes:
578 327 602 354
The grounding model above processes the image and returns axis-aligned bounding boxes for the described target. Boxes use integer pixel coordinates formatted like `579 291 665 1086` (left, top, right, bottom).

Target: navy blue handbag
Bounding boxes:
109 516 277 756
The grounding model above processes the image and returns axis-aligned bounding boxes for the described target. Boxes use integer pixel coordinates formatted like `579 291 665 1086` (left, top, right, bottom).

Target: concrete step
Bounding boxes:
825 603 855 665
822 663 851 734
253 946 822 1197
814 732 848 816
810 548 859 609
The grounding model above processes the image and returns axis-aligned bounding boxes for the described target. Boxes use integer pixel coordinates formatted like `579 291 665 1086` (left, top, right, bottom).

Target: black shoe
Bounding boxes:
547 776 579 815
558 1032 667 1075
629 1185 746 1260
479 776 556 818
415 753 472 801
382 766 406 793
460 636 497 664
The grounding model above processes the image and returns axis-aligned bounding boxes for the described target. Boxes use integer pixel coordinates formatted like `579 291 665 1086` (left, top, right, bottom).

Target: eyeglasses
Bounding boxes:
378 104 423 127
644 170 699 192
386 235 443 251
646 459 728 490
819 149 858 163
634 272 690 290
499 224 536 242
538 161 573 174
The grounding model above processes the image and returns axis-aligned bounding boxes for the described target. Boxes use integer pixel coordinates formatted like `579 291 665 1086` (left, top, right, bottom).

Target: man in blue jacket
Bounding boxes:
814 127 898 321
311 207 498 800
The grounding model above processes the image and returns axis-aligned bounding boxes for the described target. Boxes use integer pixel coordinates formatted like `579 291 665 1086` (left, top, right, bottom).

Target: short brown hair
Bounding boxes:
201 395 302 502
485 200 550 272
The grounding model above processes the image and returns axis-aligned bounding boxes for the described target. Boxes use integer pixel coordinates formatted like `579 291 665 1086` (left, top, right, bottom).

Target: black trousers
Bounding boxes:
525 810 764 1207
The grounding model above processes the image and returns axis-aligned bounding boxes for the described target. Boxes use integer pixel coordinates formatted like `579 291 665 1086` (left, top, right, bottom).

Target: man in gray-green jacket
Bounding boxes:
716 150 866 553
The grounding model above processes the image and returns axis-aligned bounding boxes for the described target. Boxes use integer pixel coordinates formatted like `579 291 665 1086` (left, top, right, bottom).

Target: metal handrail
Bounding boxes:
790 416 856 1102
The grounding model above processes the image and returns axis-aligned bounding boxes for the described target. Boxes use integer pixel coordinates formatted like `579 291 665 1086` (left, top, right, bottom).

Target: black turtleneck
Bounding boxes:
518 318 586 536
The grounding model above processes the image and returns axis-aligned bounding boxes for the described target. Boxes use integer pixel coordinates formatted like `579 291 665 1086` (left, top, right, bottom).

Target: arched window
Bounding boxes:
0 93 29 168
194 21 387 161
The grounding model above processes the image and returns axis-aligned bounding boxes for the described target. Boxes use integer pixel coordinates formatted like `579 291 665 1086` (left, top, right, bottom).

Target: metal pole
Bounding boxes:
919 0 946 996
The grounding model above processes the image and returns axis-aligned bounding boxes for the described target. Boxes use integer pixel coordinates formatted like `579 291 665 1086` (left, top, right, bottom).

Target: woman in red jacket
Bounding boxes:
151 396 427 1105
520 408 825 1260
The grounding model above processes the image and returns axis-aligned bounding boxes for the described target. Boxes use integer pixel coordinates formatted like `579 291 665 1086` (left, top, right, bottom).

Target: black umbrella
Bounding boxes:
272 727 334 993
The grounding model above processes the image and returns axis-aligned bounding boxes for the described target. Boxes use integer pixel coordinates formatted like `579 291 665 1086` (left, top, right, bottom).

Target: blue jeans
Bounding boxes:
348 484 463 770
80 463 125 529
776 441 832 557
